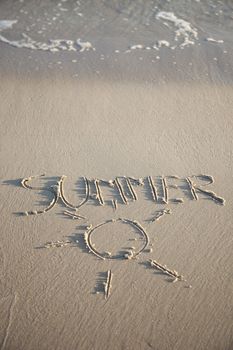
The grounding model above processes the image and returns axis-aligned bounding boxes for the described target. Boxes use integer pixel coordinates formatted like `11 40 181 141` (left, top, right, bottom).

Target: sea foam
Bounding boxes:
156 11 198 47
0 20 18 31
205 37 224 44
0 20 94 53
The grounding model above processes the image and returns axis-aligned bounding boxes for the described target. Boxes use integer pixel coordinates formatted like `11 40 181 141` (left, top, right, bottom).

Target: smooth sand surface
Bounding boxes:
1 1 233 349
1 79 233 350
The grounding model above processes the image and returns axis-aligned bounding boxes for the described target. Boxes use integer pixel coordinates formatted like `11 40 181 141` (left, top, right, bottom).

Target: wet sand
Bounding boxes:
1 1 233 349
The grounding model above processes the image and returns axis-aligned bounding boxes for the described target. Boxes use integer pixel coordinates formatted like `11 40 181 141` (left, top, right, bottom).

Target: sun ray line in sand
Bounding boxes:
149 259 185 283
21 174 59 216
114 177 128 204
149 209 172 223
59 175 90 209
94 179 105 206
125 177 138 201
83 218 149 260
63 210 86 220
104 270 113 299
44 240 72 248
148 175 158 202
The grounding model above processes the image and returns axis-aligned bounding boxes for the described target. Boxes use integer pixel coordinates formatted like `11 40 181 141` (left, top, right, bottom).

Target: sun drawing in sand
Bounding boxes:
19 173 225 298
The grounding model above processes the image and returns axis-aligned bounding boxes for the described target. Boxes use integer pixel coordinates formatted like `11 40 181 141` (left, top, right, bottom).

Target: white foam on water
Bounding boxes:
205 37 224 44
76 38 94 52
0 19 94 53
130 44 143 50
156 11 198 47
128 12 197 54
129 41 170 52
157 40 170 48
152 44 159 51
0 33 94 53
0 20 18 31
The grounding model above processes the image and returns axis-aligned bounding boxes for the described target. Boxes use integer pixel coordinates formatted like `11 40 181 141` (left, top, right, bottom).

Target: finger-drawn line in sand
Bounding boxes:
94 271 113 298
44 240 72 248
149 209 172 223
170 198 184 203
60 175 90 209
21 174 59 215
104 270 113 299
83 218 149 260
21 174 46 191
114 178 128 204
195 188 225 205
63 210 86 220
19 173 226 295
19 174 225 216
186 175 225 205
148 176 158 202
161 176 168 204
125 177 138 201
149 259 185 283
196 174 214 185
186 177 198 200
21 174 90 216
94 179 105 206
128 177 144 186
111 199 118 211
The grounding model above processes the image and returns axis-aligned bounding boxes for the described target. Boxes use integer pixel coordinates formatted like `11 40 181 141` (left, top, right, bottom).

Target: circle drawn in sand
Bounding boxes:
84 218 149 260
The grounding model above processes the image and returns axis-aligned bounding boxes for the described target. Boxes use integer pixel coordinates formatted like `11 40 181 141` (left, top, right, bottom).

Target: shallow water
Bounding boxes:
0 0 232 81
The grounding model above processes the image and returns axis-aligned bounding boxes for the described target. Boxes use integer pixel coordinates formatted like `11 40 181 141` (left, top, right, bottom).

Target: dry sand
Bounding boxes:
1 1 233 350
1 79 233 350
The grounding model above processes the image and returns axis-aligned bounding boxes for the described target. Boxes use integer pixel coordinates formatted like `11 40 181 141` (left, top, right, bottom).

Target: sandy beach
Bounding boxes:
1 1 233 349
